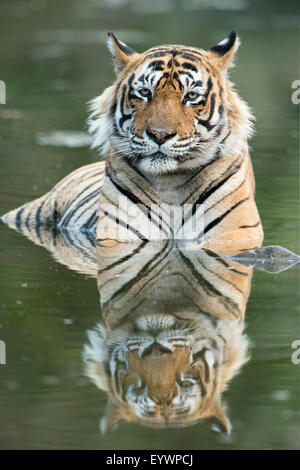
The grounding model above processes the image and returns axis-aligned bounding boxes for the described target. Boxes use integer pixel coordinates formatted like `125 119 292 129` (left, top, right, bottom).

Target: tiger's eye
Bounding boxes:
179 380 193 388
139 88 150 97
132 383 144 394
185 91 198 100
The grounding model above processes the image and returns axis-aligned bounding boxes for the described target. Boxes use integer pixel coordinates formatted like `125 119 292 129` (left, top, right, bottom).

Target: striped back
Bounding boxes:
2 162 105 236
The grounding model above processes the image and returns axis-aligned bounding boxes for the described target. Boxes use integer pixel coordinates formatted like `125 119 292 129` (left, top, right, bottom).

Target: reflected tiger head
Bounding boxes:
83 313 249 434
88 31 253 175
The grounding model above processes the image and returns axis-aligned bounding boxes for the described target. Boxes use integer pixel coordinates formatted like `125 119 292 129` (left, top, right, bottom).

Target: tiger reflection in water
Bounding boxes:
84 241 252 434
1 207 253 434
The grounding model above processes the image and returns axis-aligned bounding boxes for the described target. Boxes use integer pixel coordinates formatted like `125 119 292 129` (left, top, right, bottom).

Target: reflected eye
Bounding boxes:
184 91 200 102
138 88 151 98
178 379 194 388
130 382 144 394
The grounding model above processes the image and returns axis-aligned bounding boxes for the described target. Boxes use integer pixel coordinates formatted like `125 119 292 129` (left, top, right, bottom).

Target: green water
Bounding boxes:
0 0 299 450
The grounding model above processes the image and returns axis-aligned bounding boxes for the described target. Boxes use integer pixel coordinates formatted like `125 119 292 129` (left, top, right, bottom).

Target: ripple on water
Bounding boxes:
36 131 93 148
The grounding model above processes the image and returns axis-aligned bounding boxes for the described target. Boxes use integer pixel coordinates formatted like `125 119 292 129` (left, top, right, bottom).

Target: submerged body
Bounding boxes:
2 31 263 251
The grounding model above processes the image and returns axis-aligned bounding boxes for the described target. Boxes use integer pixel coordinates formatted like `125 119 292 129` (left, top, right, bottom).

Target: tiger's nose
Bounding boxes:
146 128 176 145
141 342 172 358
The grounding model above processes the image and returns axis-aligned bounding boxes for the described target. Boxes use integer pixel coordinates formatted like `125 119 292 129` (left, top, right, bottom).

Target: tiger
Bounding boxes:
83 241 253 434
1 31 263 251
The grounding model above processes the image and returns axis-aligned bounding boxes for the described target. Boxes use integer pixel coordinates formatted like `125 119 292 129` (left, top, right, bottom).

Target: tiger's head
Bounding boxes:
88 31 252 175
83 313 249 434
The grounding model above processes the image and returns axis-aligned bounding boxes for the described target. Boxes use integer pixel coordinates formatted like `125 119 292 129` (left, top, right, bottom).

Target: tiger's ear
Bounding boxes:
206 402 232 435
208 31 240 70
107 32 137 75
100 400 124 434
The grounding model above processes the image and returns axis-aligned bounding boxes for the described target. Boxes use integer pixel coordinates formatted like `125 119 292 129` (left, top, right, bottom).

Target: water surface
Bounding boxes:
0 0 299 450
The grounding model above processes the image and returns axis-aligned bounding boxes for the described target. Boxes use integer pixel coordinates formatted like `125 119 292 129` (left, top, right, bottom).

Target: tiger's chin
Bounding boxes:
132 151 189 175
